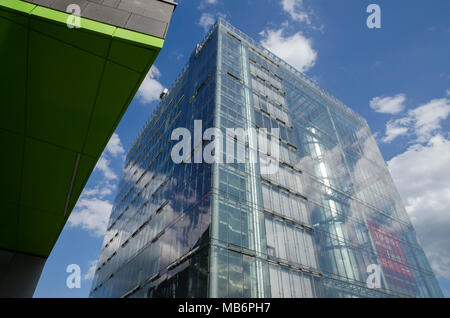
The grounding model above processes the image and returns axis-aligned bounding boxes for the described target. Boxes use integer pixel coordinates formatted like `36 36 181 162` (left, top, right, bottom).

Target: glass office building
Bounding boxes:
89 19 443 298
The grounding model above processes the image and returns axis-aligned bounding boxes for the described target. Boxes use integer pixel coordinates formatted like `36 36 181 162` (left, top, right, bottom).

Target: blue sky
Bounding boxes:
33 0 450 297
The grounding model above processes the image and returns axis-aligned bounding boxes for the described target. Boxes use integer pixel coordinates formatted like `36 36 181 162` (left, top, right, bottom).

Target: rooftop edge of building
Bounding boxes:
127 18 369 161
216 18 368 127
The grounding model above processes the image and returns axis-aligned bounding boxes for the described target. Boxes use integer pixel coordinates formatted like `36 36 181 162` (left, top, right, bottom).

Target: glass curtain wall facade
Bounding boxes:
89 19 443 298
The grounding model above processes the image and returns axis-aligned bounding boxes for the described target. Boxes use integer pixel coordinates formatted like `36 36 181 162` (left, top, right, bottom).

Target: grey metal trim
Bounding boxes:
0 249 47 298
63 153 81 217
22 0 177 39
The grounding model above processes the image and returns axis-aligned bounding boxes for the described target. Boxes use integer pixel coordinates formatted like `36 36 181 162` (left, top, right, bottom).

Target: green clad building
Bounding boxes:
0 0 176 297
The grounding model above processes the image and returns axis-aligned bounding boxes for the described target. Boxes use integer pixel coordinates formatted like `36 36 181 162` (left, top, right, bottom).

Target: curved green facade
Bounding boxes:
0 0 175 297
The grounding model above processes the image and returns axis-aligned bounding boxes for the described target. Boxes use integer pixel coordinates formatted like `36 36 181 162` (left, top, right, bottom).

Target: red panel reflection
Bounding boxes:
367 221 419 295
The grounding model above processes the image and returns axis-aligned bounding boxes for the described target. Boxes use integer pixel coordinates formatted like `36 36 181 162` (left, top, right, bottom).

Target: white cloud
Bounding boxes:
261 29 317 72
137 66 164 104
95 156 117 180
105 133 124 157
68 197 113 237
382 119 409 143
410 98 450 142
370 94 406 114
260 28 317 73
94 132 125 179
82 182 115 199
69 178 116 237
379 93 450 280
83 260 98 280
446 89 450 96
381 97 450 143
197 0 219 10
281 0 310 24
70 134 124 236
387 134 450 279
198 12 215 32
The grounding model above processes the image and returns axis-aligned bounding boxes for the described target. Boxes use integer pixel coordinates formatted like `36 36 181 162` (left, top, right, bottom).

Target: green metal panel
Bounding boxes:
0 131 24 205
65 154 97 222
0 9 27 134
0 0 165 257
0 204 19 250
83 61 142 158
18 206 65 257
27 29 105 151
21 138 78 214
